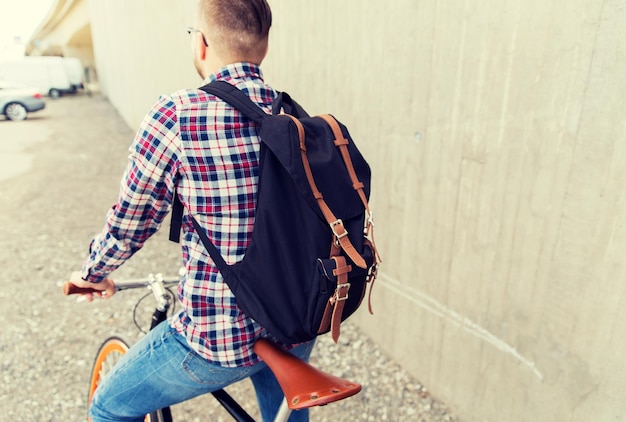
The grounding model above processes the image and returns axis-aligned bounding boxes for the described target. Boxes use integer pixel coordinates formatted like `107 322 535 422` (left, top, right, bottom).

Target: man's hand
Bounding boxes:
69 271 116 302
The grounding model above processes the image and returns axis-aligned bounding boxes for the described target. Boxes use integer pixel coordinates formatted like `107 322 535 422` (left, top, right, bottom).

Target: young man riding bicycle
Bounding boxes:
69 1 314 420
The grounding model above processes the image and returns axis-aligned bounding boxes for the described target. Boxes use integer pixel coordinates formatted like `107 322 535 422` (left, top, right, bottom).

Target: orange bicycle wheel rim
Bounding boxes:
88 338 129 404
88 338 158 422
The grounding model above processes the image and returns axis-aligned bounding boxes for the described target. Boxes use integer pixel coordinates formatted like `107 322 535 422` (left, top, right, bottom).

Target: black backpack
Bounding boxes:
170 81 381 344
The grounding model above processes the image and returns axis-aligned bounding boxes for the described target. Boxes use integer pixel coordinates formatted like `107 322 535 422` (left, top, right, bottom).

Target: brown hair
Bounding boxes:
199 0 272 64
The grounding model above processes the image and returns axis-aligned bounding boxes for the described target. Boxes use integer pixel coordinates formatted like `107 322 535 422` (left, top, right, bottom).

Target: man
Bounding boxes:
69 1 314 420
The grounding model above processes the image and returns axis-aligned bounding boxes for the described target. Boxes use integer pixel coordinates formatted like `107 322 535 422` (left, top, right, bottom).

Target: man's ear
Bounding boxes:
197 35 208 60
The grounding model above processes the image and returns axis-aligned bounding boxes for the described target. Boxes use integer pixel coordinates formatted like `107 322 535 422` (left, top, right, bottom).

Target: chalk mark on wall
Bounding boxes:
381 273 544 381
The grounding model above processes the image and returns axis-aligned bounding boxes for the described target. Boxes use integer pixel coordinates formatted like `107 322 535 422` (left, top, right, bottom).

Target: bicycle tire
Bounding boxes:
88 336 173 422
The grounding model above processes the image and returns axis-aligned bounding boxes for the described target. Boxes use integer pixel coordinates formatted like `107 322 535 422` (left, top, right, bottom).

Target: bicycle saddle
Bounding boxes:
253 338 362 410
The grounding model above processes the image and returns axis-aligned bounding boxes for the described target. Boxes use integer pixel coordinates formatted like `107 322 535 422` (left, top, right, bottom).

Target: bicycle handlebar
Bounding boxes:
62 282 101 296
62 276 180 296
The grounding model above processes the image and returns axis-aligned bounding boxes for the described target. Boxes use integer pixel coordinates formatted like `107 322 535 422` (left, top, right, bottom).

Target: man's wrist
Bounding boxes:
81 267 102 283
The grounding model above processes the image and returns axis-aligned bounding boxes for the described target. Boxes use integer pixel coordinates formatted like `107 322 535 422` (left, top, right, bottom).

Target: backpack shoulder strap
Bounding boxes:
201 80 310 120
170 81 265 245
199 80 267 123
169 192 184 243
168 190 233 274
273 91 310 118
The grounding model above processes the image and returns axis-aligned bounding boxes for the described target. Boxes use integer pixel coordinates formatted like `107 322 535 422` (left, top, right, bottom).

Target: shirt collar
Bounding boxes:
202 62 264 85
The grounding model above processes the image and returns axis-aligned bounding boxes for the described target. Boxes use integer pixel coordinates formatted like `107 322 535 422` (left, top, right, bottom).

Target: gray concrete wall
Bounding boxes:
87 0 198 127
87 0 626 420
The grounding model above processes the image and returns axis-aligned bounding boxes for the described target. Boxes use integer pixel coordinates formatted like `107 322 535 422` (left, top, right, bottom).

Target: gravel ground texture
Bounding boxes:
0 94 459 421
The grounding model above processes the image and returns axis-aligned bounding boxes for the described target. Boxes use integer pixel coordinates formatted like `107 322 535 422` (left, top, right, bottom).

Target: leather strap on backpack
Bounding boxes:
317 256 352 342
315 115 382 322
317 114 382 266
284 114 367 269
287 113 381 340
316 115 370 211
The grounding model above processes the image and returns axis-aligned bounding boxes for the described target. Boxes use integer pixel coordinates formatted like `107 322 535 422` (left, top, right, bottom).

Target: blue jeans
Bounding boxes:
90 322 315 422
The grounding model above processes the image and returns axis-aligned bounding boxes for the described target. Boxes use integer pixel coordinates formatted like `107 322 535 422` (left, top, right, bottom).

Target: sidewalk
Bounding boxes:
0 94 458 421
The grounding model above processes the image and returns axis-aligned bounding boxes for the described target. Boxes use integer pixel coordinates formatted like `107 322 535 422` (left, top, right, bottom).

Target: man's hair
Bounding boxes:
199 0 272 64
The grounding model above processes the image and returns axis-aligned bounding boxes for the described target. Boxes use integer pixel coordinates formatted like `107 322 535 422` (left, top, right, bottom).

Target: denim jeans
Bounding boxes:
89 321 315 422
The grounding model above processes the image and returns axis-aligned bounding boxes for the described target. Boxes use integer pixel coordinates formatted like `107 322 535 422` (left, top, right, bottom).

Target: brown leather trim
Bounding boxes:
329 256 350 343
285 114 367 269
317 302 332 335
316 114 370 211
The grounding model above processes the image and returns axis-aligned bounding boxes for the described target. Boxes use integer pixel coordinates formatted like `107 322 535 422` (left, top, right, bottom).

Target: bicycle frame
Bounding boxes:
124 274 260 422
65 272 361 422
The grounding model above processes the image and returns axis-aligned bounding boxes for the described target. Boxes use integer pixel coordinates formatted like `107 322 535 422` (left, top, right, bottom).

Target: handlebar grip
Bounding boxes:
63 282 100 296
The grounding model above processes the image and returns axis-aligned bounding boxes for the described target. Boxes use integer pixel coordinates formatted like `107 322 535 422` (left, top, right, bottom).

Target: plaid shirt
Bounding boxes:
82 63 275 366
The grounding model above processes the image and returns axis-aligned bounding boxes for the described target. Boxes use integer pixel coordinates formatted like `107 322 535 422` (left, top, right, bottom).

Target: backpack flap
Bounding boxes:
258 116 371 228
256 115 322 216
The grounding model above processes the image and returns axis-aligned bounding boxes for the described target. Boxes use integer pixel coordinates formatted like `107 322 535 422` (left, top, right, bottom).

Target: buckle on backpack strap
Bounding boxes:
330 219 349 239
334 283 351 302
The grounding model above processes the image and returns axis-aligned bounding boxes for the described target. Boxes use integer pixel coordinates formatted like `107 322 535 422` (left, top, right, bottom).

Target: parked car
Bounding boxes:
0 81 46 121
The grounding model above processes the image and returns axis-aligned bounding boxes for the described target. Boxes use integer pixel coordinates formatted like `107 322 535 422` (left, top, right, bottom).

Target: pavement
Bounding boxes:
0 94 458 421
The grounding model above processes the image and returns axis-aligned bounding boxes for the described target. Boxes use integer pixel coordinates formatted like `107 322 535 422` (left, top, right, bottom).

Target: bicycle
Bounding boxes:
63 272 362 422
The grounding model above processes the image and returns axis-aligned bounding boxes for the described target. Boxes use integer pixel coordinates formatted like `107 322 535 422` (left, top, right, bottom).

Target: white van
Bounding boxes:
63 57 85 92
0 57 71 98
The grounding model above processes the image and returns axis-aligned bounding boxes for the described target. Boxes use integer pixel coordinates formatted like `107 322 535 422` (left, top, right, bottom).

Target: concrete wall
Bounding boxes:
88 0 198 128
87 0 626 420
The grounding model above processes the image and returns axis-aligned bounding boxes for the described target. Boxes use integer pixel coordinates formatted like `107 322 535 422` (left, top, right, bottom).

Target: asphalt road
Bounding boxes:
0 94 457 421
